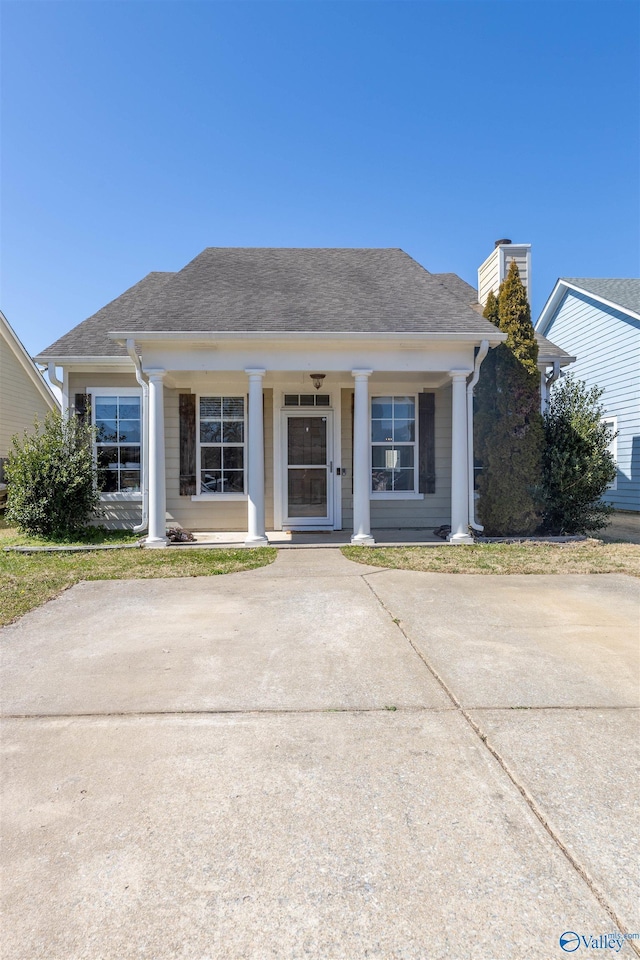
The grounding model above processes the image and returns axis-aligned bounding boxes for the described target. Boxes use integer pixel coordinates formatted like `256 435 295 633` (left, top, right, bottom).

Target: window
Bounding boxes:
94 392 142 494
284 394 330 407
199 396 245 494
371 395 417 493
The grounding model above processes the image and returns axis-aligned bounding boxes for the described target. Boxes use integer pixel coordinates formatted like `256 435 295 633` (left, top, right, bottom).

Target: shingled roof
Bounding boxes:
562 278 640 317
38 248 502 359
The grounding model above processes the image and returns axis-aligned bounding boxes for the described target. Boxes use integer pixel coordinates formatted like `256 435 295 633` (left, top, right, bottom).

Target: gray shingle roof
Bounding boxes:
563 278 640 316
38 248 502 358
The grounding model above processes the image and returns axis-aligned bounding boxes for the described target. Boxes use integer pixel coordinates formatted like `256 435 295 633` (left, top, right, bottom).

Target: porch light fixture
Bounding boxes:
310 373 326 390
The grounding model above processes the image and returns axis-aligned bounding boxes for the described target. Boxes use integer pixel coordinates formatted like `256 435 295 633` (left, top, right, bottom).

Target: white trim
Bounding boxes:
371 492 424 500
107 330 506 344
536 280 640 335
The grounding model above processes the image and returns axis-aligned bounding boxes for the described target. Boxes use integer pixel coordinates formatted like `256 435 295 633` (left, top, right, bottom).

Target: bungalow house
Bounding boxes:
36 246 566 547
535 278 640 512
1 310 60 483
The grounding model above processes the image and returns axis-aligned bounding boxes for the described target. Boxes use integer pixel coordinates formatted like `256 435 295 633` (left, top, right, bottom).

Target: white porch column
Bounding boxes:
448 369 474 544
146 369 168 548
245 368 268 547
351 369 375 546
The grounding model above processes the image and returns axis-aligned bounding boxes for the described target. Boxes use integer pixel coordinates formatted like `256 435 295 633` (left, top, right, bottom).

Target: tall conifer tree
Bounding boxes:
474 261 544 535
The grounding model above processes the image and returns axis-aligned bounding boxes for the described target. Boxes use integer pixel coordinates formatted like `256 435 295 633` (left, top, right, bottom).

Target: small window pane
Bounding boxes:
394 469 414 491
372 446 393 468
223 421 244 443
315 394 330 407
394 419 415 442
118 398 140 419
119 446 140 467
372 469 393 491
99 470 118 493
372 420 393 442
96 420 118 442
200 421 222 443
372 397 392 419
393 397 415 419
118 420 141 443
300 394 315 406
396 446 414 468
95 399 117 420
284 395 299 406
201 447 222 470
200 397 221 418
223 447 244 470
201 471 221 493
121 471 141 492
97 447 118 469
223 397 244 418
223 471 244 493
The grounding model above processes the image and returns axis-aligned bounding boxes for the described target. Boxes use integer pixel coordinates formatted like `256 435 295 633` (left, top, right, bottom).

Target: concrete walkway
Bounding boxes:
2 550 639 959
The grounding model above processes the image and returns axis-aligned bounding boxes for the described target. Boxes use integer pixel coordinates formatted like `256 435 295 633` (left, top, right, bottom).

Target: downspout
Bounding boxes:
467 339 489 532
542 360 561 412
126 339 149 534
47 363 64 413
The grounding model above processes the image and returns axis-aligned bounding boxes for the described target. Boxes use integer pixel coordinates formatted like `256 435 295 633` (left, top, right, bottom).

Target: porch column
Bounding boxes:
351 369 375 546
245 368 268 547
146 369 168 548
448 369 474 544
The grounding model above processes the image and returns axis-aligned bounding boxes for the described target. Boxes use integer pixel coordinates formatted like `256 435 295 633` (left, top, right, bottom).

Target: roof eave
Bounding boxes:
108 329 507 345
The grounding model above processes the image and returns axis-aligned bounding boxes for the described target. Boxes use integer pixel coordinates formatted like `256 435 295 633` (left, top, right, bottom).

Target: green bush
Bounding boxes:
475 263 544 536
541 375 617 534
5 411 101 538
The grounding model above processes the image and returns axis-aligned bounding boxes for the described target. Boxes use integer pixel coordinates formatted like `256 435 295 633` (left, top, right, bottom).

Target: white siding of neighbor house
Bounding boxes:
340 385 452 530
0 331 57 461
543 290 640 511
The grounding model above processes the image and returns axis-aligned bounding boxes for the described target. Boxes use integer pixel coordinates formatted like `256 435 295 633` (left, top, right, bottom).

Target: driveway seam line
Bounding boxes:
0 706 457 721
361 572 640 953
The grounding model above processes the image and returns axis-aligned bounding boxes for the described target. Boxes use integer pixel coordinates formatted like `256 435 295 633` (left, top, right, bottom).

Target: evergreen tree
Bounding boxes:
474 261 544 535
541 375 616 534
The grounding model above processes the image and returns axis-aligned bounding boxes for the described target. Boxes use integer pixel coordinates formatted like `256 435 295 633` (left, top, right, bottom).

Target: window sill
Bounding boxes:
100 493 143 502
191 494 248 502
371 492 425 500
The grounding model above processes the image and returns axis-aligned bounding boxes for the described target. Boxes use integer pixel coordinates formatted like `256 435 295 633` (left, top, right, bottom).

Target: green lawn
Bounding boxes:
342 540 640 577
0 518 276 627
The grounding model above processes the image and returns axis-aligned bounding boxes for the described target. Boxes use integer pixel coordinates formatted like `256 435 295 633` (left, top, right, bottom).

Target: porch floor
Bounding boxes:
175 529 446 548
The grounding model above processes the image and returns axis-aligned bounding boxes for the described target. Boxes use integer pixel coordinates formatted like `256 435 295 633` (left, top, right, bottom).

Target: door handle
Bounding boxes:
329 461 333 474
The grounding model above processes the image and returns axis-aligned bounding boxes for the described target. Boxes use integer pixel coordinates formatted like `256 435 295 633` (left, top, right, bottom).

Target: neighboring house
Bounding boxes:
0 310 60 481
536 278 640 512
35 246 561 547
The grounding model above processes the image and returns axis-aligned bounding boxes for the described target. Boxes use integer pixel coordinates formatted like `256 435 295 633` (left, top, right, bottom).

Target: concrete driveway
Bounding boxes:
2 550 639 960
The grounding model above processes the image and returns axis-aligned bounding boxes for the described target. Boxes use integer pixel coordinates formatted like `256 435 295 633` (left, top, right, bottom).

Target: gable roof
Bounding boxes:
536 278 640 335
0 311 60 408
37 248 502 359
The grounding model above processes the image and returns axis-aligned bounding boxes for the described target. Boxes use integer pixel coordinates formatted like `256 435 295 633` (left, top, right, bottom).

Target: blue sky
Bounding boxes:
2 0 639 358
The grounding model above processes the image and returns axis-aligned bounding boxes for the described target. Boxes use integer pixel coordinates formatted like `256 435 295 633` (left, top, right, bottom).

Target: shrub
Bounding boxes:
5 411 101 538
541 375 617 534
475 262 544 536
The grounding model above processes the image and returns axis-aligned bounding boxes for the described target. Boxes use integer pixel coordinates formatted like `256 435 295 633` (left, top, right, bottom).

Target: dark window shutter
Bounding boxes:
418 393 435 494
179 393 197 496
75 394 90 425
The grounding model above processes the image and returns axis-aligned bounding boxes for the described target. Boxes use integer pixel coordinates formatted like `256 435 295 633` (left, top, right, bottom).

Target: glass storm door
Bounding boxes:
285 413 333 525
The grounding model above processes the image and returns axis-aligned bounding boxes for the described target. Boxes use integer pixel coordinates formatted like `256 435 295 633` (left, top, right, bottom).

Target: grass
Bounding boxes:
342 540 640 577
0 517 276 627
0 516 139 547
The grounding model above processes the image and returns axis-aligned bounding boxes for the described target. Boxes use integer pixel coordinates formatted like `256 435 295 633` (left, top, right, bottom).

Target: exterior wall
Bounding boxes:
340 384 452 530
478 248 500 308
543 290 640 511
0 332 57 462
478 244 530 307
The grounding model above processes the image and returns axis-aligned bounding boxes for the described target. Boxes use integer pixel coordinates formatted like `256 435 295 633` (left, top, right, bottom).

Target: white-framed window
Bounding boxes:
198 395 246 494
371 395 418 495
91 389 142 496
602 416 618 490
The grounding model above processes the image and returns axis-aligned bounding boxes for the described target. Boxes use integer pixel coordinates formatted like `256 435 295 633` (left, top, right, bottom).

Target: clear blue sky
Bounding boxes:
2 0 639 357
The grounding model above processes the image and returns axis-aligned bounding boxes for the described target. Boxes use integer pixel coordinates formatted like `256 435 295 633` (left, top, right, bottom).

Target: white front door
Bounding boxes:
283 411 333 526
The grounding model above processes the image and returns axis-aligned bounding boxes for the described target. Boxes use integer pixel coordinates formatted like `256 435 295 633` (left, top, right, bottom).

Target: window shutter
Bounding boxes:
418 393 435 494
75 394 90 425
179 394 197 496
